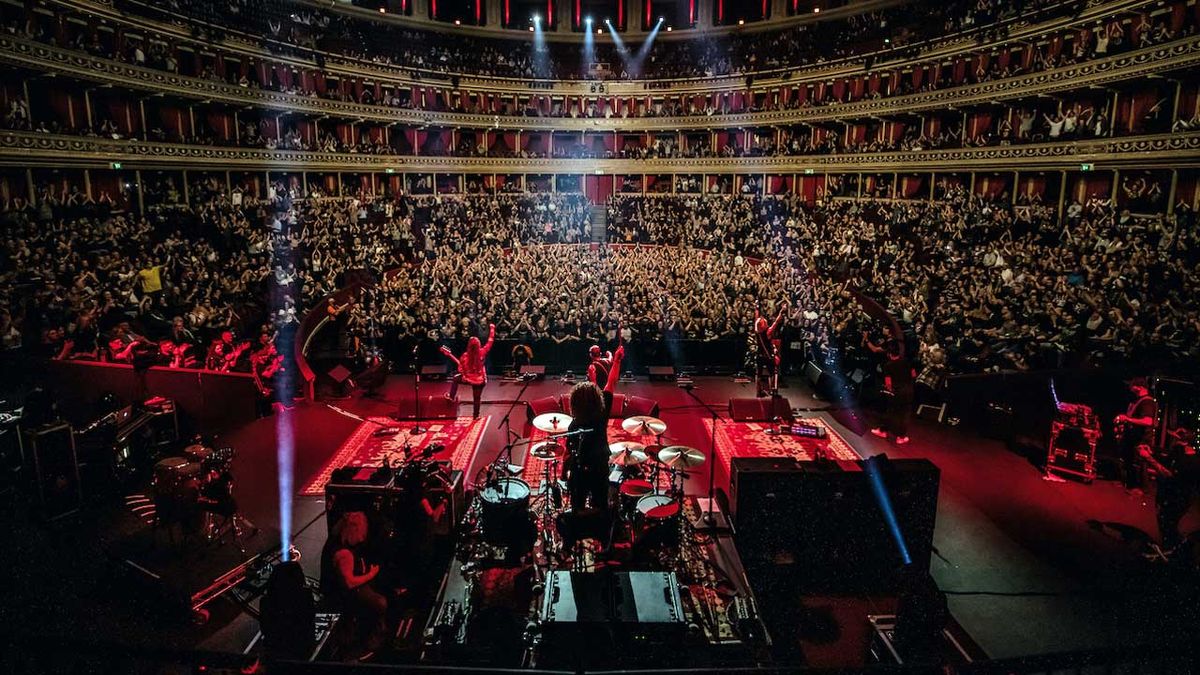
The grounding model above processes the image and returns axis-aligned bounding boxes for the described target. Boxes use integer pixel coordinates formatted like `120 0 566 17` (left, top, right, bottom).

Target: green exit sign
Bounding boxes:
110 162 122 170
803 168 815 175
385 168 395 174
1080 163 1094 172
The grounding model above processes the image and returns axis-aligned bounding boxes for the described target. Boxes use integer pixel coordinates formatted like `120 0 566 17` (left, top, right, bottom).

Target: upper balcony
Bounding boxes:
3 25 1199 133
60 0 1162 93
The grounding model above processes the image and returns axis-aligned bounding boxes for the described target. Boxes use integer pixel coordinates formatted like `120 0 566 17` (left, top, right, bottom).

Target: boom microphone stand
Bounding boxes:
680 383 730 531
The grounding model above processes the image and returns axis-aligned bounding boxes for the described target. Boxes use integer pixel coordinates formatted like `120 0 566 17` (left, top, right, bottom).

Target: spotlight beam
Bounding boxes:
631 17 664 77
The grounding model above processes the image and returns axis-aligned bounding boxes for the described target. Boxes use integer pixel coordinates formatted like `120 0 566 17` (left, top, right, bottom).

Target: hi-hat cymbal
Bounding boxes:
532 412 573 433
608 442 648 466
530 441 566 460
621 415 667 436
658 445 706 469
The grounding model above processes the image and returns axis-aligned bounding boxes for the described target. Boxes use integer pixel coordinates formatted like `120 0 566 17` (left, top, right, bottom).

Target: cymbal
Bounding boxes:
532 412 573 433
608 442 648 466
530 441 566 460
621 415 667 436
658 445 706 469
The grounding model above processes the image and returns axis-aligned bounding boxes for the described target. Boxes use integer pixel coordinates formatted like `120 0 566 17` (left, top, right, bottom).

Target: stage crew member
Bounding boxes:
440 323 495 418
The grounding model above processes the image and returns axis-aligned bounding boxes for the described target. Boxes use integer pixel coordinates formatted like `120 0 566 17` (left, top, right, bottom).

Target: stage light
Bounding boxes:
597 28 602 34
378 7 386 13
666 26 672 31
529 26 534 31
455 19 461 25
533 13 540 22
814 6 820 12
585 16 592 24
863 454 911 566
738 18 745 25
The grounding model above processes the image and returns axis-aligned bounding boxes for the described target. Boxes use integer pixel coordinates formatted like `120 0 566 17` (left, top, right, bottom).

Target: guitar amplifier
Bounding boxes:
540 571 685 661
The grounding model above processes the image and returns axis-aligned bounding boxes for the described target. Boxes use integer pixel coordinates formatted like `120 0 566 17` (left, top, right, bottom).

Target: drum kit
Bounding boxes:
151 439 247 547
474 411 705 563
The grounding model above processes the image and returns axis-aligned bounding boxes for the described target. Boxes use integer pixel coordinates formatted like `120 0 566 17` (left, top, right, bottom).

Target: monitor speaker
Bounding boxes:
527 395 562 421
728 396 792 422
520 365 546 379
647 366 675 382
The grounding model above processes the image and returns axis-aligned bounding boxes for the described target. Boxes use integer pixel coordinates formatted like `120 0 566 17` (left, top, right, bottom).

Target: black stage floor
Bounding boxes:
0 375 1197 669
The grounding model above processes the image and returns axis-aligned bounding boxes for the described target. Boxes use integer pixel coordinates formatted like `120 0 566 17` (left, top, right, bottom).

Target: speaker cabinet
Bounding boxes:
24 423 82 520
624 395 659 418
728 396 792 422
519 365 546 379
419 364 448 382
731 457 939 592
527 395 562 422
647 366 675 382
420 395 458 420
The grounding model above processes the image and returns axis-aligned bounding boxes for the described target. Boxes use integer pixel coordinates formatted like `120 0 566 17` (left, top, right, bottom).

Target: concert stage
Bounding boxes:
8 375 1198 671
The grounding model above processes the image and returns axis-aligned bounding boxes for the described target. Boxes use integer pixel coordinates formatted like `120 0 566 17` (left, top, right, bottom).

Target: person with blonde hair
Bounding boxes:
320 511 387 658
440 323 495 418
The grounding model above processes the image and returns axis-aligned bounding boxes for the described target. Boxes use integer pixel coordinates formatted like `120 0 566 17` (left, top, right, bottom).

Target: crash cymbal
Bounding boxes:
608 441 648 466
530 440 566 460
532 412 573 433
658 445 706 469
621 415 667 436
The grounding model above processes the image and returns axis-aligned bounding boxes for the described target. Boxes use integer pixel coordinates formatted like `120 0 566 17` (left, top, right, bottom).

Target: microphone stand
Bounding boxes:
681 383 729 531
497 373 537 444
409 343 425 434
487 374 538 486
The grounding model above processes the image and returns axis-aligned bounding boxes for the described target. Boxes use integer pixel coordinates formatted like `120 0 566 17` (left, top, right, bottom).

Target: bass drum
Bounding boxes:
478 478 533 548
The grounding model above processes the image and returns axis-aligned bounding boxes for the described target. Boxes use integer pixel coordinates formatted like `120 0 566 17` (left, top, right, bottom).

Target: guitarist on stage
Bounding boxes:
439 323 495 418
754 304 785 397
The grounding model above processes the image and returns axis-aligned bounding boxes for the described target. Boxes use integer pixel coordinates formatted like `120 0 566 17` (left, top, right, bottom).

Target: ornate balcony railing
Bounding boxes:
68 0 1151 96
3 130 1196 173
4 33 1199 133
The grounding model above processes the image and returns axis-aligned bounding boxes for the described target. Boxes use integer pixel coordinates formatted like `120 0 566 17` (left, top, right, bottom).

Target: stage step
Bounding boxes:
590 207 608 243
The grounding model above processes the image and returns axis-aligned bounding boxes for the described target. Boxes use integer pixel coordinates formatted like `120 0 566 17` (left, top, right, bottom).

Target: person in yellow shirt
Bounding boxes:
137 261 163 294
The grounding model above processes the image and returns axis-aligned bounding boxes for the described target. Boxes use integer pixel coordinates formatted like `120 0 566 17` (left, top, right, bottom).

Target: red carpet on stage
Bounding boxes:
703 417 861 476
300 416 490 496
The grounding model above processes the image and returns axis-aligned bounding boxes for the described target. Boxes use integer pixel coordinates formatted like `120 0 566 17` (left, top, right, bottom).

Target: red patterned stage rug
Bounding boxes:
300 416 489 496
703 416 861 478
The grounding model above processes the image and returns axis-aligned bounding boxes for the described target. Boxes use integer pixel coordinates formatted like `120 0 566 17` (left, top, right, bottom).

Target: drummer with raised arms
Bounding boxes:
565 328 626 514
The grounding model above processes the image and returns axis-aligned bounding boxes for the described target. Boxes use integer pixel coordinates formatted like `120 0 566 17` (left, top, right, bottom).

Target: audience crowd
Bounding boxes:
118 0 1080 81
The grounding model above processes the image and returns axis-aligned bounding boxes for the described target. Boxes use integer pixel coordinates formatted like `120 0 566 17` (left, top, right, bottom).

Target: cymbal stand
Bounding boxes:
535 458 561 561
